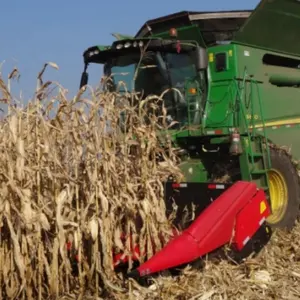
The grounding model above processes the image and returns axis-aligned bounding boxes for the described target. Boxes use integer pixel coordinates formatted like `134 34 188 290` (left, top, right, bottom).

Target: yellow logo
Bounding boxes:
260 201 267 214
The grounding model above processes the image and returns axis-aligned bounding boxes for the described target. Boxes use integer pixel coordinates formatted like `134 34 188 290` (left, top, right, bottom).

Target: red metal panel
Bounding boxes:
134 181 263 277
233 189 271 251
187 181 257 254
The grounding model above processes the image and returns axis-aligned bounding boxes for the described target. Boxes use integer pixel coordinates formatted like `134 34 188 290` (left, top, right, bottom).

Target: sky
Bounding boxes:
1 0 260 106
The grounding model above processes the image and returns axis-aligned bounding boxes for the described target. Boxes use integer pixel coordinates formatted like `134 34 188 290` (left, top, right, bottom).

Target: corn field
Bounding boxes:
0 63 299 300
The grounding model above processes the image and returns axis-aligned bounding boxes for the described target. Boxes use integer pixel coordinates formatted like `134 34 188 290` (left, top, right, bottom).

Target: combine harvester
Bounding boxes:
79 0 300 279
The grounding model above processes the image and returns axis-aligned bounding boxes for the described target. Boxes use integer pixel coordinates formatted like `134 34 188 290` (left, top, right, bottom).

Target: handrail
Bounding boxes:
233 70 256 169
233 68 271 171
251 77 272 169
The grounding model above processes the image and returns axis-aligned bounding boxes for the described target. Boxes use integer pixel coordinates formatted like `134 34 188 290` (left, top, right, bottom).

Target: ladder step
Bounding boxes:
248 152 263 158
251 169 267 175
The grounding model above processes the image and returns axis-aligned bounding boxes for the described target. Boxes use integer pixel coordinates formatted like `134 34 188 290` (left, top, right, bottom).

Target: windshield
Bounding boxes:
162 52 198 126
103 50 200 127
104 52 168 95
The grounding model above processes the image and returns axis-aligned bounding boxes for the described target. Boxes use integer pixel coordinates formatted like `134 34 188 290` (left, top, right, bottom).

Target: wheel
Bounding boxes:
266 147 300 230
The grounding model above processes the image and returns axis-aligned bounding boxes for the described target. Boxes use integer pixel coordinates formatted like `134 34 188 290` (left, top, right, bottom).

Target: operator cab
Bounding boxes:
80 32 208 128
80 9 251 129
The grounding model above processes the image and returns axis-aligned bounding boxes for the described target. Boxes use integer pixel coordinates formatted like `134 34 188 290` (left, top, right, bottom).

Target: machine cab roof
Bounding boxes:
135 10 252 47
135 0 300 58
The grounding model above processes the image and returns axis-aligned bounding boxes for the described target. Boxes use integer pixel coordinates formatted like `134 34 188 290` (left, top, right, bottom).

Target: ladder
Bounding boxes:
234 69 272 193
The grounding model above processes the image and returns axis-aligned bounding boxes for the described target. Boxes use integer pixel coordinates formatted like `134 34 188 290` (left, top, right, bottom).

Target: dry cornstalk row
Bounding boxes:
0 71 184 299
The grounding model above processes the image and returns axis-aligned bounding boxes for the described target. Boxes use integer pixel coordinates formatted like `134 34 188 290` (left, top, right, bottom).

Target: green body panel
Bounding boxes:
234 45 300 158
83 0 300 187
202 41 300 157
204 44 237 129
234 46 300 124
205 46 300 124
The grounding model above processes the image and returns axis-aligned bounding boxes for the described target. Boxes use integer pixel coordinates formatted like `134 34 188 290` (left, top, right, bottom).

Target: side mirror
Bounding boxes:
80 71 89 89
195 46 208 71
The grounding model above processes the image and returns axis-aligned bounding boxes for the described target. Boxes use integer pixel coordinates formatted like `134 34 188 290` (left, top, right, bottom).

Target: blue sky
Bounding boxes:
1 0 260 104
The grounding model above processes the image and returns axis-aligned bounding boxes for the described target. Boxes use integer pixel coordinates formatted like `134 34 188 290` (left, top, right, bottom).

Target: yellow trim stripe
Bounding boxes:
250 118 300 129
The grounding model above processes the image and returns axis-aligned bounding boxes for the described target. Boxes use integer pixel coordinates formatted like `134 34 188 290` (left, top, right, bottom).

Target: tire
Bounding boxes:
266 147 300 230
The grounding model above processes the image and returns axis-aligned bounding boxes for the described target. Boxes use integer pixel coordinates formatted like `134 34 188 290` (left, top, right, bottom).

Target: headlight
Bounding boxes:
116 44 123 49
139 41 144 47
88 49 99 57
124 42 131 48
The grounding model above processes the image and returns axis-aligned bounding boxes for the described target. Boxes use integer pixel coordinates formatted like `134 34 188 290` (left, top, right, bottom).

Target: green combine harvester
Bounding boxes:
79 0 300 278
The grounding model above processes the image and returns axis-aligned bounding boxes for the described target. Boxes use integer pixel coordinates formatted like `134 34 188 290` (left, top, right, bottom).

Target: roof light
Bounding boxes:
133 41 138 47
116 44 123 49
88 50 99 57
139 41 144 47
124 42 131 48
169 28 178 38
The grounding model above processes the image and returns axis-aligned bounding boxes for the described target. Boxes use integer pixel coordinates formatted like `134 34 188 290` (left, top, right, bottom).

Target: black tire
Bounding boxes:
266 147 300 230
